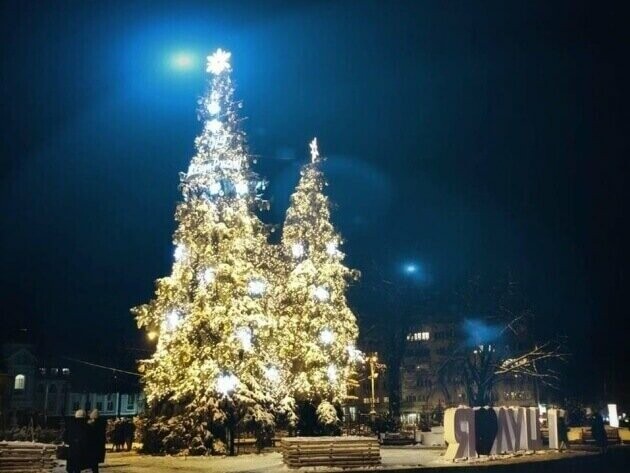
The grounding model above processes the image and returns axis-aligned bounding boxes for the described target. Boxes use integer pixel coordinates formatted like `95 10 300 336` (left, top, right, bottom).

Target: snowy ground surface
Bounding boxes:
52 446 596 473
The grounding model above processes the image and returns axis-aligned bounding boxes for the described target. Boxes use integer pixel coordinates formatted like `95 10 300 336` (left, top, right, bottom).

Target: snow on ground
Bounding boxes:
52 446 596 473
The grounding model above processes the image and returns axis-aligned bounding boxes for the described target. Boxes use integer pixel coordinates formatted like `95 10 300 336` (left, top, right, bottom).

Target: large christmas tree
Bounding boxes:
278 138 359 428
133 50 359 452
133 50 287 452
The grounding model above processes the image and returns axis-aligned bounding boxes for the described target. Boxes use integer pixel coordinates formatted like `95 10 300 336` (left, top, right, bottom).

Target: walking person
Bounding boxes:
63 409 87 473
590 410 608 454
87 409 107 472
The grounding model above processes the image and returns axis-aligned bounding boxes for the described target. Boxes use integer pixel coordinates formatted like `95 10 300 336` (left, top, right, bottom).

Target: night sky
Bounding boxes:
1 1 627 403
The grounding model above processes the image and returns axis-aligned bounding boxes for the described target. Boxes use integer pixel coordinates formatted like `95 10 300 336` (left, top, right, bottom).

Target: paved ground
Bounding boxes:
52 445 625 473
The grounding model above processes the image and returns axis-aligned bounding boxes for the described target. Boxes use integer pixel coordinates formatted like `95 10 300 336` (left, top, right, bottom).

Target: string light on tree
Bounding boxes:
319 328 335 345
291 242 305 258
312 285 330 302
207 101 221 115
234 180 249 196
174 244 186 261
346 345 363 362
326 240 340 257
216 373 239 395
327 365 338 382
235 327 253 351
165 310 182 332
207 119 222 133
264 365 280 383
248 278 267 297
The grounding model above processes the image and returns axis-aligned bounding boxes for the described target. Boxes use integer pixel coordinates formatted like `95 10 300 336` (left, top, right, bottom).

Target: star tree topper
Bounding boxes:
310 137 320 163
206 48 232 75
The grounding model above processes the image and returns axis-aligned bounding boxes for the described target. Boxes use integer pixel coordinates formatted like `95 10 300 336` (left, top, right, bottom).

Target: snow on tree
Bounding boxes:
277 138 360 405
132 49 286 447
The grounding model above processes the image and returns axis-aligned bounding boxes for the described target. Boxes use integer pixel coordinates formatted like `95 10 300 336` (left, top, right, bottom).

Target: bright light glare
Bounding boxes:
319 328 335 345
235 327 253 351
291 243 305 258
171 52 196 70
327 365 338 381
165 310 182 332
248 279 266 297
313 285 330 302
264 366 280 383
405 263 418 274
206 48 231 75
216 374 238 395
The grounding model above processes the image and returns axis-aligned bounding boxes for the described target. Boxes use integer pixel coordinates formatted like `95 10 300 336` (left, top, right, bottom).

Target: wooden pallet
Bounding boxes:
281 436 381 469
0 442 58 473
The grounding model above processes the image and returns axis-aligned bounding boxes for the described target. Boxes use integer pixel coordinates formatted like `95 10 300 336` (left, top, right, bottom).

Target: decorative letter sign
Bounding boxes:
444 407 477 460
445 405 543 461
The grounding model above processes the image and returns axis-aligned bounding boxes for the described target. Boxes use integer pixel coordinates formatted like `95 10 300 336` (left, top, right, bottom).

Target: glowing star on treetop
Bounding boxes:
309 137 320 163
206 48 232 75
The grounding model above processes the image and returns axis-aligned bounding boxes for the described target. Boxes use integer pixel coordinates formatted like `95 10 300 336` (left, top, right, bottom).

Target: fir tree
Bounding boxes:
278 139 360 409
132 50 285 452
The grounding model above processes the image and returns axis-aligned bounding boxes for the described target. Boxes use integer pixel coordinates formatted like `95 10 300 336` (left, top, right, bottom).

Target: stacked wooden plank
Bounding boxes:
281 436 381 469
0 442 58 473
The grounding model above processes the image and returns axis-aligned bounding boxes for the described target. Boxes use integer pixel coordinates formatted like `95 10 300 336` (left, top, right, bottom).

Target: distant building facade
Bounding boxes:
1 343 144 428
399 319 537 424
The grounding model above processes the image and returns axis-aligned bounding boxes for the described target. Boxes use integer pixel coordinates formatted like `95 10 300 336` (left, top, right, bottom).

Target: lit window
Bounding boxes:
406 331 430 341
62 368 70 376
14 374 25 390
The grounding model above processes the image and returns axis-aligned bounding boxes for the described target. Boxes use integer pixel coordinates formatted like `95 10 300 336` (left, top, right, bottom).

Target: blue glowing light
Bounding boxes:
404 263 418 274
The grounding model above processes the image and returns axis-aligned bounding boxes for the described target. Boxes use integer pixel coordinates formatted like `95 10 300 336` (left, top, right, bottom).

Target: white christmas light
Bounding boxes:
346 345 363 362
313 285 330 302
327 365 338 382
207 101 221 115
291 242 305 258
200 267 215 284
235 327 253 351
264 365 280 383
165 310 182 332
319 328 335 345
209 181 222 195
216 373 238 395
248 279 266 297
174 244 186 261
234 180 249 196
326 240 340 257
206 48 231 75
207 119 222 133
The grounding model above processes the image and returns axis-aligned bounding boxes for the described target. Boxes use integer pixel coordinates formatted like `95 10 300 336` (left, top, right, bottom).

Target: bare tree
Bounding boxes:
436 275 569 407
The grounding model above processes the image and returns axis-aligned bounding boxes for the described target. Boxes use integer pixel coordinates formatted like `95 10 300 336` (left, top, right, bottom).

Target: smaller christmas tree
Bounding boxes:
278 138 360 411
